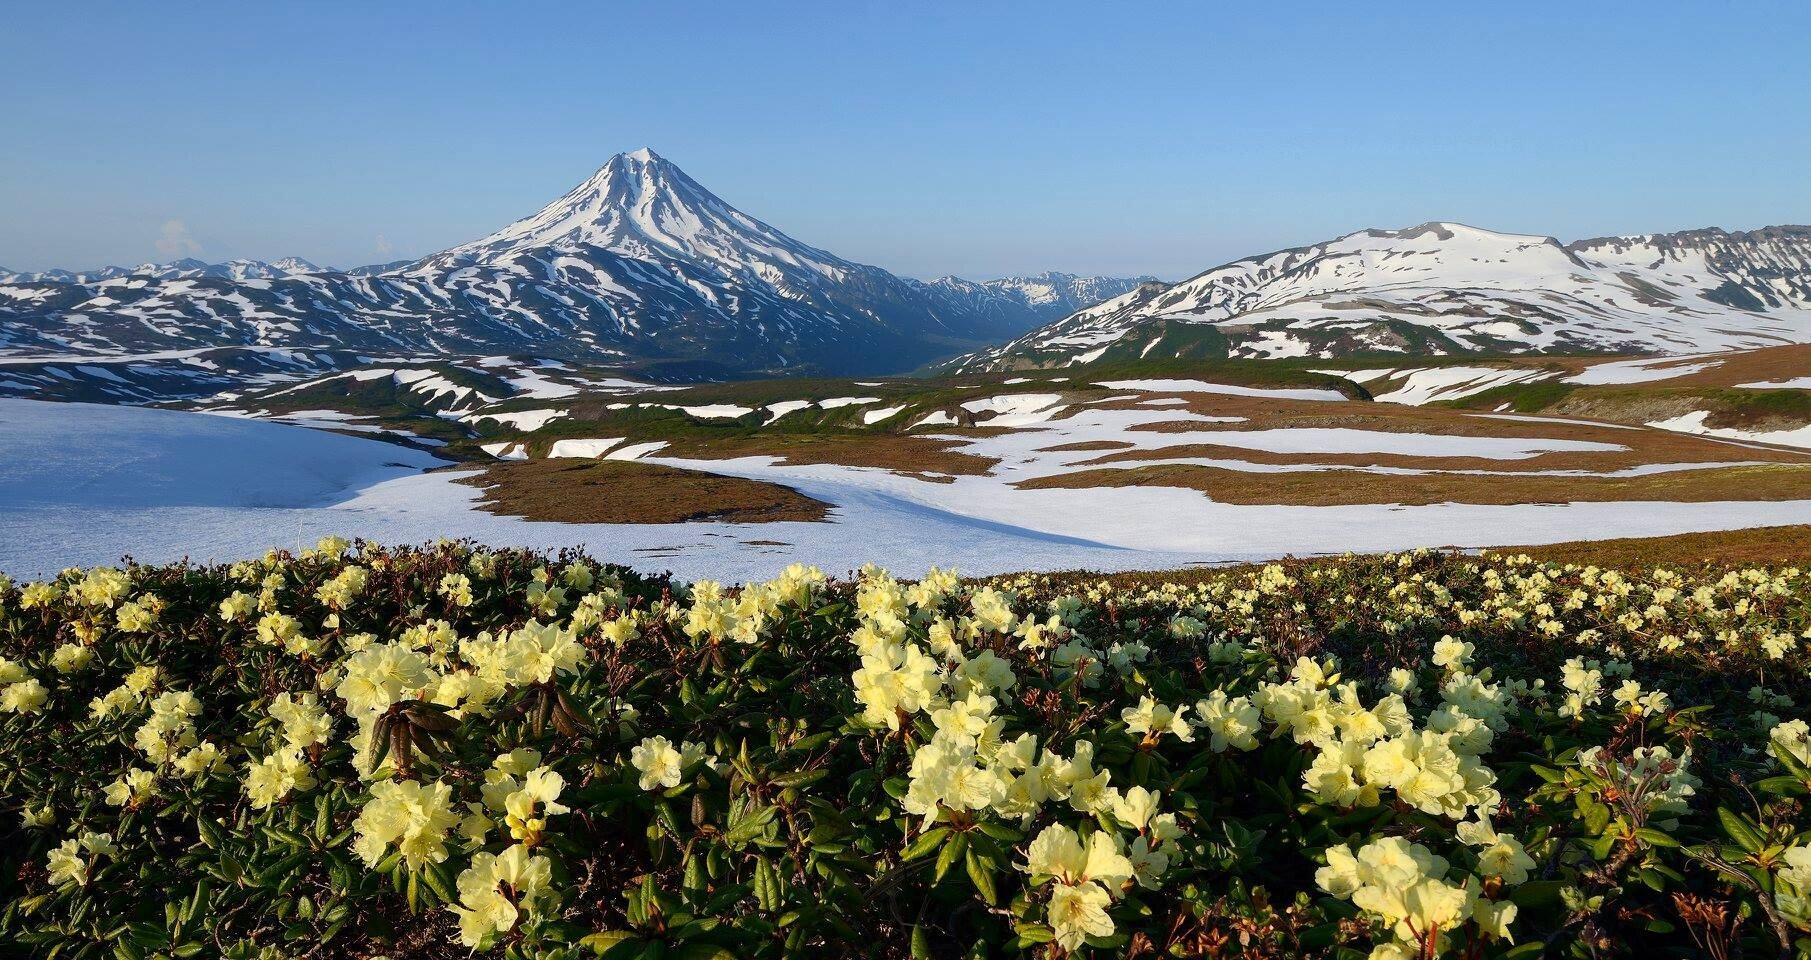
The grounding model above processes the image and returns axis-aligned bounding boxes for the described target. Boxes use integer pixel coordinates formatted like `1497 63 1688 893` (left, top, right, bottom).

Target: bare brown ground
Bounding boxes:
660 433 995 480
1015 462 1811 506
1632 343 1811 388
454 459 830 524
1055 390 1811 472
1021 525 1811 589
1068 432 1810 473
1490 524 1811 568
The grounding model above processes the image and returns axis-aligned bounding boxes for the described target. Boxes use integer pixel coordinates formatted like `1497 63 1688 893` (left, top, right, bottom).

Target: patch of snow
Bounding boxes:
671 404 754 420
1566 357 1721 385
1098 378 1345 401
605 440 669 461
911 411 957 428
1333 367 1559 405
961 394 1066 427
548 438 624 458
762 400 812 421
481 442 528 461
471 408 566 431
1646 411 1811 450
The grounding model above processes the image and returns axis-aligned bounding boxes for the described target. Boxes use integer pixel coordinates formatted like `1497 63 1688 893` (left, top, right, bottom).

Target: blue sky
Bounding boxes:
3 1 1808 280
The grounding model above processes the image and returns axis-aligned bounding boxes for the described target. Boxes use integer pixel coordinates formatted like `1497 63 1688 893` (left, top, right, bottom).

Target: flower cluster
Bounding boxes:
4 541 1811 959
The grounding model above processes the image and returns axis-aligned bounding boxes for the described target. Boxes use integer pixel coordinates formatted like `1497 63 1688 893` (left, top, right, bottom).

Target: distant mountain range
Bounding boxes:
0 256 328 284
949 222 1811 371
5 154 1810 399
0 149 1143 381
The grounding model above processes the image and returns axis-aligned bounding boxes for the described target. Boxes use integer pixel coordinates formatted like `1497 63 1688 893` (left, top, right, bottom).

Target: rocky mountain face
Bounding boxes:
950 222 1811 371
0 150 1137 386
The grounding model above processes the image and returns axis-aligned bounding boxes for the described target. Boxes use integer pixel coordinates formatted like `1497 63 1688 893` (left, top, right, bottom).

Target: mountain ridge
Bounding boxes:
947 220 1811 371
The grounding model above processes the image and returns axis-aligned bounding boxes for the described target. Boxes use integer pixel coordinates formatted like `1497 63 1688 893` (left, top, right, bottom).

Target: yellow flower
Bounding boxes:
352 778 460 869
438 572 475 607
448 843 554 948
75 568 132 608
46 831 115 887
1194 689 1261 752
245 749 315 808
218 591 256 620
269 692 333 750
336 642 439 716
502 767 569 844
104 768 157 807
50 642 94 673
630 735 704 791
1046 880 1114 950
1022 824 1132 888
1122 697 1193 744
0 678 48 714
174 742 227 779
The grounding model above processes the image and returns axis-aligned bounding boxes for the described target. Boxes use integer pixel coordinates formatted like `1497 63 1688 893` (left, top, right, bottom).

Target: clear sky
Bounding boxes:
3 1 1808 281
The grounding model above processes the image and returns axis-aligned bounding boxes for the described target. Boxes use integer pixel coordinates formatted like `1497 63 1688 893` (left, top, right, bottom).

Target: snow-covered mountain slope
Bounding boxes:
0 150 1076 379
913 272 1155 333
950 222 1811 371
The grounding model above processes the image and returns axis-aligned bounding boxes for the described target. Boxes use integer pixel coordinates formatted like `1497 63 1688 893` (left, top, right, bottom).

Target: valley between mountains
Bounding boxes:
3 150 1810 577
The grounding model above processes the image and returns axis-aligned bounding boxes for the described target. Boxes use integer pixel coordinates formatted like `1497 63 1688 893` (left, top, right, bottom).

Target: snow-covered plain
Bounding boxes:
5 398 1811 583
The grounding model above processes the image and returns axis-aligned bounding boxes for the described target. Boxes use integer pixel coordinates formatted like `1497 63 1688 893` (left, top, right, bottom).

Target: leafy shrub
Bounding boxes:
3 540 1811 959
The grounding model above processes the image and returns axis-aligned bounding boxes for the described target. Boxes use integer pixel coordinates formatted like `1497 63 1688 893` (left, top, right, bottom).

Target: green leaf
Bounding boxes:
1511 880 1571 910
934 832 969 884
1753 775 1809 797
752 858 781 912
581 932 644 958
422 861 458 905
194 815 226 849
1576 795 1611 836
965 849 998 906
1718 806 1766 854
1012 923 1055 945
724 805 777 845
910 924 932 960
255 851 310 889
901 827 951 862
770 770 829 790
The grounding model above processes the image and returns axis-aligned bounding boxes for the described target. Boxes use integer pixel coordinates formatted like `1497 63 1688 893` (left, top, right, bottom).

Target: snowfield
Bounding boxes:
0 399 437 511
4 399 1811 583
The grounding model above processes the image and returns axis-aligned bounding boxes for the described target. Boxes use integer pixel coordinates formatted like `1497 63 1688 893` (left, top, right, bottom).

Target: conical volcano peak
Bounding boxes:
425 148 853 277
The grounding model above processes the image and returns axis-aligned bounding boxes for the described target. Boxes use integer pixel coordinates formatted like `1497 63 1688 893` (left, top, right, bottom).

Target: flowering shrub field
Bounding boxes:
4 541 1811 959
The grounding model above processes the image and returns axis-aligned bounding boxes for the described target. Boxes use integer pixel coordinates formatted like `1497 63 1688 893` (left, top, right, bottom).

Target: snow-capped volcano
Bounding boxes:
427 148 850 282
0 150 1092 382
950 221 1811 370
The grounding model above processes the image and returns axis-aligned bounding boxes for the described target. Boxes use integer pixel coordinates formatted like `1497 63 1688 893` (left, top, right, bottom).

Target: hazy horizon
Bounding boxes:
4 1 1808 280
